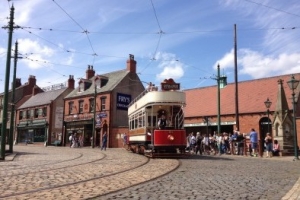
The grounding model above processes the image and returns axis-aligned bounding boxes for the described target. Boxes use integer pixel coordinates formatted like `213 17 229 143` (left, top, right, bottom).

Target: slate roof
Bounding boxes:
18 88 67 109
184 73 300 117
65 69 129 99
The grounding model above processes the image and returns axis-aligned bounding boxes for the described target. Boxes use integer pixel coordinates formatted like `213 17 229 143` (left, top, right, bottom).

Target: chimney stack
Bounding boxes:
11 78 22 89
86 65 95 79
127 54 136 73
32 85 39 96
28 75 36 86
68 75 75 89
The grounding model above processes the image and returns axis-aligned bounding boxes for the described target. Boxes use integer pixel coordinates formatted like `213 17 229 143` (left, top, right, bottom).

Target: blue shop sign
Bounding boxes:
117 93 131 110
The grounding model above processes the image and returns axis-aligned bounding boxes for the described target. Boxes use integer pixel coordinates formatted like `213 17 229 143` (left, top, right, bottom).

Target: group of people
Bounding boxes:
69 133 83 148
69 132 108 150
186 128 281 157
249 129 280 157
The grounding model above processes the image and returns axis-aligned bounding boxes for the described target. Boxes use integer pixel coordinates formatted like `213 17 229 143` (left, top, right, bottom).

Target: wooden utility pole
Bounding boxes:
234 24 240 130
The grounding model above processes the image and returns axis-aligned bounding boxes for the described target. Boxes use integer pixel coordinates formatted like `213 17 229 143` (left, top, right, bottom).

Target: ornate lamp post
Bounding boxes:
216 64 227 134
287 75 299 160
264 98 272 134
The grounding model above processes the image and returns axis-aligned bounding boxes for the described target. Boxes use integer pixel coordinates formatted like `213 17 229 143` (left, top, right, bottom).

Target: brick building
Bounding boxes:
15 76 74 145
184 73 300 155
63 54 144 148
0 75 43 141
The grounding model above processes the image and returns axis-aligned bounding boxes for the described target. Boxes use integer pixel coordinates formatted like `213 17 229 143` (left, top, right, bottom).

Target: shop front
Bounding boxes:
17 119 48 143
65 119 93 147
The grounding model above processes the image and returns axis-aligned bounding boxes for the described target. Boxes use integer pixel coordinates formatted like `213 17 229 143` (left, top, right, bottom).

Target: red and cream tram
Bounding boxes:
127 79 187 157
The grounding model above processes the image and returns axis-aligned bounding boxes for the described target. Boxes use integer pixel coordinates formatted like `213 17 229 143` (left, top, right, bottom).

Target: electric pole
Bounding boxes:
1 5 15 160
8 41 22 153
234 24 240 131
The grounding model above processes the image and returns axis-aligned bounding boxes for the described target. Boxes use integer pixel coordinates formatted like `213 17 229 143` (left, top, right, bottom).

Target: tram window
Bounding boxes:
152 116 157 126
134 119 138 129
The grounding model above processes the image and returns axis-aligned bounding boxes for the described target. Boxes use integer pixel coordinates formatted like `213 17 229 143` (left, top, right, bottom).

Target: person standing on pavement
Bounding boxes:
265 133 272 157
249 128 258 156
101 132 108 151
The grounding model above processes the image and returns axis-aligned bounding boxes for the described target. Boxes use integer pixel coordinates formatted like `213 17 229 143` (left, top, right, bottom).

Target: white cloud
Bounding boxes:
215 48 300 79
18 38 55 69
155 52 184 81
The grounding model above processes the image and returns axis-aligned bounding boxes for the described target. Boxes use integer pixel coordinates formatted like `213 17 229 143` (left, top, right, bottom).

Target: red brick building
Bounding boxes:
15 76 74 145
184 73 300 155
63 54 144 148
0 75 43 142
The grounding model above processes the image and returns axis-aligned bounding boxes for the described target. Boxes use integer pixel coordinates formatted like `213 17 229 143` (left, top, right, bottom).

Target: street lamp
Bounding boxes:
287 75 299 160
203 117 210 135
215 64 227 134
264 98 272 134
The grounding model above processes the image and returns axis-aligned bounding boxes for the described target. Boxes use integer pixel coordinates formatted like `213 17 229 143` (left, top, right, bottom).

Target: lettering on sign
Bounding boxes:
161 83 180 90
116 93 131 110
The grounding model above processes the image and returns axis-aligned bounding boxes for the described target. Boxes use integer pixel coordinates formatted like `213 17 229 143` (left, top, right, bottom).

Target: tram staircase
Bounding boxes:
173 106 184 129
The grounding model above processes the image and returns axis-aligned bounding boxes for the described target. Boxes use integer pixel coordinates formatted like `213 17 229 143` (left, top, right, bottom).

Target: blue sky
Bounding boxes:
0 0 300 93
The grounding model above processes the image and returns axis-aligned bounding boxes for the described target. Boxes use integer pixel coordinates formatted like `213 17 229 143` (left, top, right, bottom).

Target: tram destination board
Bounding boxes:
161 83 180 91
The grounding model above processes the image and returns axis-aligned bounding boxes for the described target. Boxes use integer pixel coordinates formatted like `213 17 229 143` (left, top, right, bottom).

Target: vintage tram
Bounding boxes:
127 79 187 157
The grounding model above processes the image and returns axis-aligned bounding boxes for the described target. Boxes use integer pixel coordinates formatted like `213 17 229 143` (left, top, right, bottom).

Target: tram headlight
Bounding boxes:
167 134 174 141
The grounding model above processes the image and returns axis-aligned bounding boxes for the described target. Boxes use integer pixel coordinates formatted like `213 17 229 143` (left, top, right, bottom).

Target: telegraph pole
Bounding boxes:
1 5 15 160
8 41 22 153
234 24 240 130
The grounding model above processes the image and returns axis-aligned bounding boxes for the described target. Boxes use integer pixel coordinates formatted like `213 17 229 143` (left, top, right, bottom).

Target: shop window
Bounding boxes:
79 101 84 113
34 109 39 118
43 107 47 117
22 110 26 119
101 97 106 111
38 108 43 116
69 102 74 114
89 98 94 113
19 111 23 120
26 110 30 119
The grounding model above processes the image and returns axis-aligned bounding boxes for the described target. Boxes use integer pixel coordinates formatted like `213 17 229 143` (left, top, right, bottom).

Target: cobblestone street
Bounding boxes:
1 146 300 200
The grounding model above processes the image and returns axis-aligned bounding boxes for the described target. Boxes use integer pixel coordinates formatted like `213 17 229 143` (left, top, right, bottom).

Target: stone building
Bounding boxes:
184 73 300 156
15 76 74 145
63 54 144 148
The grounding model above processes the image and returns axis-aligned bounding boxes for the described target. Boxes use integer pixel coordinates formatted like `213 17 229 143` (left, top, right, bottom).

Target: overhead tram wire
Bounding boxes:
139 0 165 73
52 0 97 61
244 0 300 18
19 28 96 56
22 56 87 69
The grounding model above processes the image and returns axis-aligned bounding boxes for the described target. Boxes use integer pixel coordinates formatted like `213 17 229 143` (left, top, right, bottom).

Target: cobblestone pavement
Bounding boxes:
100 155 300 200
0 146 300 200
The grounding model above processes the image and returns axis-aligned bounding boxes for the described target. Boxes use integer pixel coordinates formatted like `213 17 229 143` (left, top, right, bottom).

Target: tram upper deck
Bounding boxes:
128 89 186 116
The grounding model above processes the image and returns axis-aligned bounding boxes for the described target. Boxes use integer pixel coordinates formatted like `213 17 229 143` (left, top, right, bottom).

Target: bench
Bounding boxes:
51 140 62 146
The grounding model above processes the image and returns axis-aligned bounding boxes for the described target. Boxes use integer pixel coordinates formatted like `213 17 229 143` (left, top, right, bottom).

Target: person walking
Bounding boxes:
101 132 108 151
249 128 258 157
265 133 272 157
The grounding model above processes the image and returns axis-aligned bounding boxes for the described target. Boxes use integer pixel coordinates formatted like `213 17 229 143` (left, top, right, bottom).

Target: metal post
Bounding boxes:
8 41 19 153
267 109 270 134
0 6 15 160
217 65 221 134
92 85 96 148
292 90 299 160
206 119 209 136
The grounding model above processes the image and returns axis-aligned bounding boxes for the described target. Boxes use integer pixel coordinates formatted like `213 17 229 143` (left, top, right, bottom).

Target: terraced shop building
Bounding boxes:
63 55 144 148
15 76 74 145
184 73 300 156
